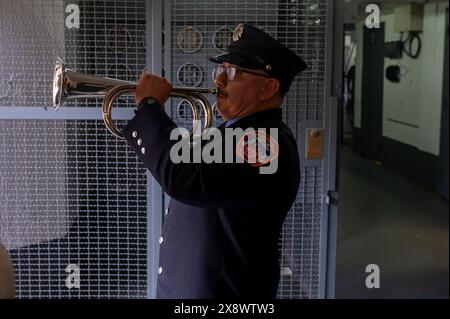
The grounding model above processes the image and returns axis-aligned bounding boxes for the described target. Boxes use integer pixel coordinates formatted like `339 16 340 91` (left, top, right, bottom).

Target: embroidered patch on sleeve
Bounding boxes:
236 130 279 166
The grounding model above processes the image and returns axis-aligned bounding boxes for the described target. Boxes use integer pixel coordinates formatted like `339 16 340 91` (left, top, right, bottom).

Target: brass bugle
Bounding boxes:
52 58 217 139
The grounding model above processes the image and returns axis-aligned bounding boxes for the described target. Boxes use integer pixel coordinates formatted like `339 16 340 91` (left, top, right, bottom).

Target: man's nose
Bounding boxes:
213 72 227 88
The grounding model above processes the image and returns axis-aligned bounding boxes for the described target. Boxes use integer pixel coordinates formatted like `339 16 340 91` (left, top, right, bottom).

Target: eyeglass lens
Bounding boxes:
212 65 236 81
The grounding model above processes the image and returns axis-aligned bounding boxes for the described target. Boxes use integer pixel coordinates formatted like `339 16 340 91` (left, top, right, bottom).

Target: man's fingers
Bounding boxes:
134 71 172 105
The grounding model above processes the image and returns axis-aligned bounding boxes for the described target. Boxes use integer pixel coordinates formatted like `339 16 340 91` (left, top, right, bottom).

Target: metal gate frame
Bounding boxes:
146 0 163 299
321 0 343 299
0 0 151 298
145 0 343 299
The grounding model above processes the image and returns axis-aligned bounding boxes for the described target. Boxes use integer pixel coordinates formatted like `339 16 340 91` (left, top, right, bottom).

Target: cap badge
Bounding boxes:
232 23 244 42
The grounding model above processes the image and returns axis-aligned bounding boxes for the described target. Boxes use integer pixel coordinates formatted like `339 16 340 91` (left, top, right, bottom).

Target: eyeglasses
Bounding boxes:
212 65 271 82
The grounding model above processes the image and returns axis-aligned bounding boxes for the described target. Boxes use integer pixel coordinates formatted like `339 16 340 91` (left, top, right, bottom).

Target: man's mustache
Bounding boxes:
216 89 227 98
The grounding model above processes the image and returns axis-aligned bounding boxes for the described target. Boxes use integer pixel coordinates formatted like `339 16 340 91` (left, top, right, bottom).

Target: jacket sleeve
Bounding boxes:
122 101 298 210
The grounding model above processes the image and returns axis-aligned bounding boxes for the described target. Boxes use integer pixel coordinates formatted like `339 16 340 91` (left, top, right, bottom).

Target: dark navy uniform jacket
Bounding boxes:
122 100 300 299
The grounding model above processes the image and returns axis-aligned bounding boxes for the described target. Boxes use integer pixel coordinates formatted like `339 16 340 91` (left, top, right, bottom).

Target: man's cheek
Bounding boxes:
216 100 225 113
220 98 231 111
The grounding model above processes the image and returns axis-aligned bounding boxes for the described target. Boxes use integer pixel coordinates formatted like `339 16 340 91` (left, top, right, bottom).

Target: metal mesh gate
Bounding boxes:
0 0 148 298
167 0 328 299
1 0 335 299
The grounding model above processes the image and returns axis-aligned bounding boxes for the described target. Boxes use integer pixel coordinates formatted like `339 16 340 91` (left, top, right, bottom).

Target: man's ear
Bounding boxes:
260 78 280 101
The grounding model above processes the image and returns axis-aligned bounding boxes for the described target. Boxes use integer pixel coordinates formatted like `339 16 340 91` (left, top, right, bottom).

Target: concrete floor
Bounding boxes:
335 145 449 299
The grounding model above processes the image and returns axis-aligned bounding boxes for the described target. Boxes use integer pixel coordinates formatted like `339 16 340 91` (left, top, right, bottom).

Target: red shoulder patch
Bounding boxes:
236 130 279 167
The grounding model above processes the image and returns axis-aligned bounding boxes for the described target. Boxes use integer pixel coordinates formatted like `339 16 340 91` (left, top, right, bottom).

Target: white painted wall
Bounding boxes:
417 2 448 155
353 1 448 156
382 13 421 147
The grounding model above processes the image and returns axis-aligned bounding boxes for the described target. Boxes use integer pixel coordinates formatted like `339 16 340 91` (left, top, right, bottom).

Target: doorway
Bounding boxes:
355 23 385 161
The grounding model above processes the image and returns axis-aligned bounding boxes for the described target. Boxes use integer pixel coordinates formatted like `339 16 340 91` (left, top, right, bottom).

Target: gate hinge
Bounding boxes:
325 190 339 206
